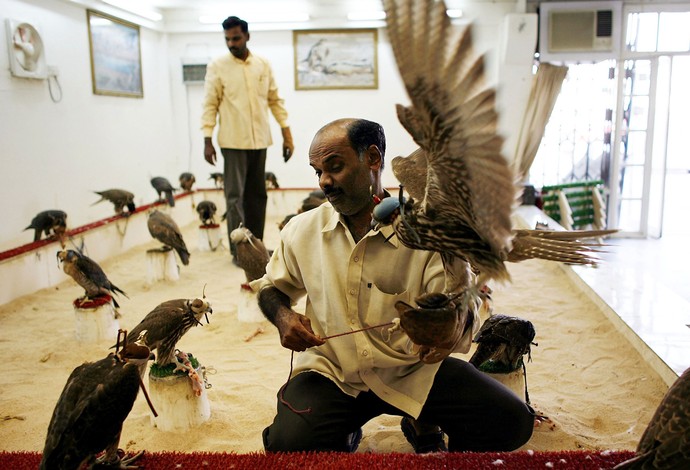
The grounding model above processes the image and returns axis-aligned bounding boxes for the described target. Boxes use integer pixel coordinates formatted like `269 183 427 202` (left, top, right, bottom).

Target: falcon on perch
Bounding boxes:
92 189 136 215
39 331 153 470
230 225 271 283
196 200 218 226
25 209 67 244
150 176 176 207
123 298 212 366
179 172 196 192
147 210 190 265
57 249 128 308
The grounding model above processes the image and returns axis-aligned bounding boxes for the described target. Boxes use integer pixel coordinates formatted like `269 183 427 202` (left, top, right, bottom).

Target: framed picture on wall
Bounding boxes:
293 29 378 90
87 10 143 98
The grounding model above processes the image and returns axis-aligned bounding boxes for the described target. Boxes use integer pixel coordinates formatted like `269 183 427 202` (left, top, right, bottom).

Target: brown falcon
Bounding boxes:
375 0 615 292
57 249 128 308
123 298 212 366
230 225 271 283
196 200 218 226
40 331 153 470
147 209 190 265
92 189 136 215
25 209 67 243
150 176 176 207
614 368 690 469
179 172 196 192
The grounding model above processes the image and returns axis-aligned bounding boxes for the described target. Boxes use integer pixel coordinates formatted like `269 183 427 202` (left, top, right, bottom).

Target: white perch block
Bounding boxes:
73 300 119 343
149 368 211 431
197 225 223 252
146 249 180 284
485 368 527 402
238 285 264 323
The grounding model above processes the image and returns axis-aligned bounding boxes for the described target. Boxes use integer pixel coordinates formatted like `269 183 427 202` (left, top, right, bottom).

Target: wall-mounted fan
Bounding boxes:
5 19 48 79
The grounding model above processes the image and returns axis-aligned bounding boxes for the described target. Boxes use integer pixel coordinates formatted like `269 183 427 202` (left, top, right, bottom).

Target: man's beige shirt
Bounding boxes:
201 51 288 149
251 203 476 418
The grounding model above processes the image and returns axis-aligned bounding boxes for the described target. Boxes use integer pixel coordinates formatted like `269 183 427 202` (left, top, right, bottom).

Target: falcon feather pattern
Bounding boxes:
123 298 212 366
147 210 190 265
381 0 615 288
39 334 152 470
614 367 690 469
57 249 128 308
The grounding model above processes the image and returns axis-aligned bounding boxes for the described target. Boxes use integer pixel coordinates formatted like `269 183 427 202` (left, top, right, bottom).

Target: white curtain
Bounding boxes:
513 63 569 182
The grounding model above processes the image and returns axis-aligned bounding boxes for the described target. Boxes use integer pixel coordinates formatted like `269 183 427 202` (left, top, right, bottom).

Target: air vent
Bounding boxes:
596 10 613 38
182 63 207 84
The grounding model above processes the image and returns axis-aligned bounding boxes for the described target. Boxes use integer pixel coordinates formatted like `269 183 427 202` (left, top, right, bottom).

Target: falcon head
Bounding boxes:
56 249 77 265
229 225 252 245
188 298 213 324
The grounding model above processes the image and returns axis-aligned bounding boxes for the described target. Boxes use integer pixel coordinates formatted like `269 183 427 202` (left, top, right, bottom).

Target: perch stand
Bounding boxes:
146 248 180 284
238 284 264 323
484 367 527 403
73 295 119 343
149 362 211 432
197 224 223 252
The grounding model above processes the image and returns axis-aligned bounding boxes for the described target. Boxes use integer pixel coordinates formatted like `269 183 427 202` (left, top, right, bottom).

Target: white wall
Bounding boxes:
2 0 533 252
2 0 177 251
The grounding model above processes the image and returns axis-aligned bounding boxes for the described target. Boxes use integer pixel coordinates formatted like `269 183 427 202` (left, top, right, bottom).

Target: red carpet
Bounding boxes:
0 450 635 469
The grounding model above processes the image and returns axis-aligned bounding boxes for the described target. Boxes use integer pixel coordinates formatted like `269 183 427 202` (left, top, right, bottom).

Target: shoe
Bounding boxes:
346 427 363 452
400 417 448 453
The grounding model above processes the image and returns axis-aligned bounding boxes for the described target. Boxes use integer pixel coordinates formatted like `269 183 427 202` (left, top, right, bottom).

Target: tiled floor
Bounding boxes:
517 206 690 384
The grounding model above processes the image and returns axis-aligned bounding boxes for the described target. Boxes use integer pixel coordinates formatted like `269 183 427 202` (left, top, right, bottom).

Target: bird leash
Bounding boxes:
116 329 158 418
279 320 396 415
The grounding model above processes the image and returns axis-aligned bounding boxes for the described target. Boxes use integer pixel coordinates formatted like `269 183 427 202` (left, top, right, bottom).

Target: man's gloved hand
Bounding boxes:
281 127 294 162
394 293 470 364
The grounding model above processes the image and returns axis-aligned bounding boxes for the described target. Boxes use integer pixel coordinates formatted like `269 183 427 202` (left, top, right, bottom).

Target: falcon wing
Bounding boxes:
126 299 188 347
385 0 517 274
73 253 110 288
635 368 690 468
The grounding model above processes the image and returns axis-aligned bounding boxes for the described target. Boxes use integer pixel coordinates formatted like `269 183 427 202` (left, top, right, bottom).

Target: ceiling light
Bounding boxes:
347 11 387 21
101 0 163 22
446 9 463 19
198 12 310 25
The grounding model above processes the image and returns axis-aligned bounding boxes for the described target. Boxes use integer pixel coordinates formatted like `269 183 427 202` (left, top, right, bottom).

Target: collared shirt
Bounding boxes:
201 51 289 149
251 202 476 418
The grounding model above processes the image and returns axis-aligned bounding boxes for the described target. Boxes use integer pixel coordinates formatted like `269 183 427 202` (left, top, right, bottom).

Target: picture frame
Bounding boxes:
87 10 143 98
293 29 378 90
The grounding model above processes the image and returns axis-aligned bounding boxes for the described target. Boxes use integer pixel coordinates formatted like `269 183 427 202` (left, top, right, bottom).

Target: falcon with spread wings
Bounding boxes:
376 0 614 294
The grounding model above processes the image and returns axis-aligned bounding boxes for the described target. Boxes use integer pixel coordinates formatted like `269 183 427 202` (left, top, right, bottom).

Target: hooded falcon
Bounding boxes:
39 331 153 470
123 298 212 366
468 314 536 373
150 176 176 207
374 0 616 295
57 249 128 308
614 367 690 469
196 200 217 226
230 225 271 283
147 210 190 265
179 172 196 192
209 172 224 189
92 189 136 215
25 209 67 243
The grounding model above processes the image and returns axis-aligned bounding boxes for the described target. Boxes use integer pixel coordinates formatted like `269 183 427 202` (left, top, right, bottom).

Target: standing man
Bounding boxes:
252 118 535 453
201 16 294 260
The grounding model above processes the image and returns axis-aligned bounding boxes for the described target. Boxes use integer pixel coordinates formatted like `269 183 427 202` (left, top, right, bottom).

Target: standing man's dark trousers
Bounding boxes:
221 148 268 256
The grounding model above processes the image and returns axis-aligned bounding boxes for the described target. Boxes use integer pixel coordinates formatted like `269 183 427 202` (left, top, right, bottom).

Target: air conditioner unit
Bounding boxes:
181 57 209 84
538 1 622 63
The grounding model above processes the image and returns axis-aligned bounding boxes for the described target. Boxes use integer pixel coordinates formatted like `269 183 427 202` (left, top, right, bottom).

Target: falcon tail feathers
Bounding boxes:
507 229 618 265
